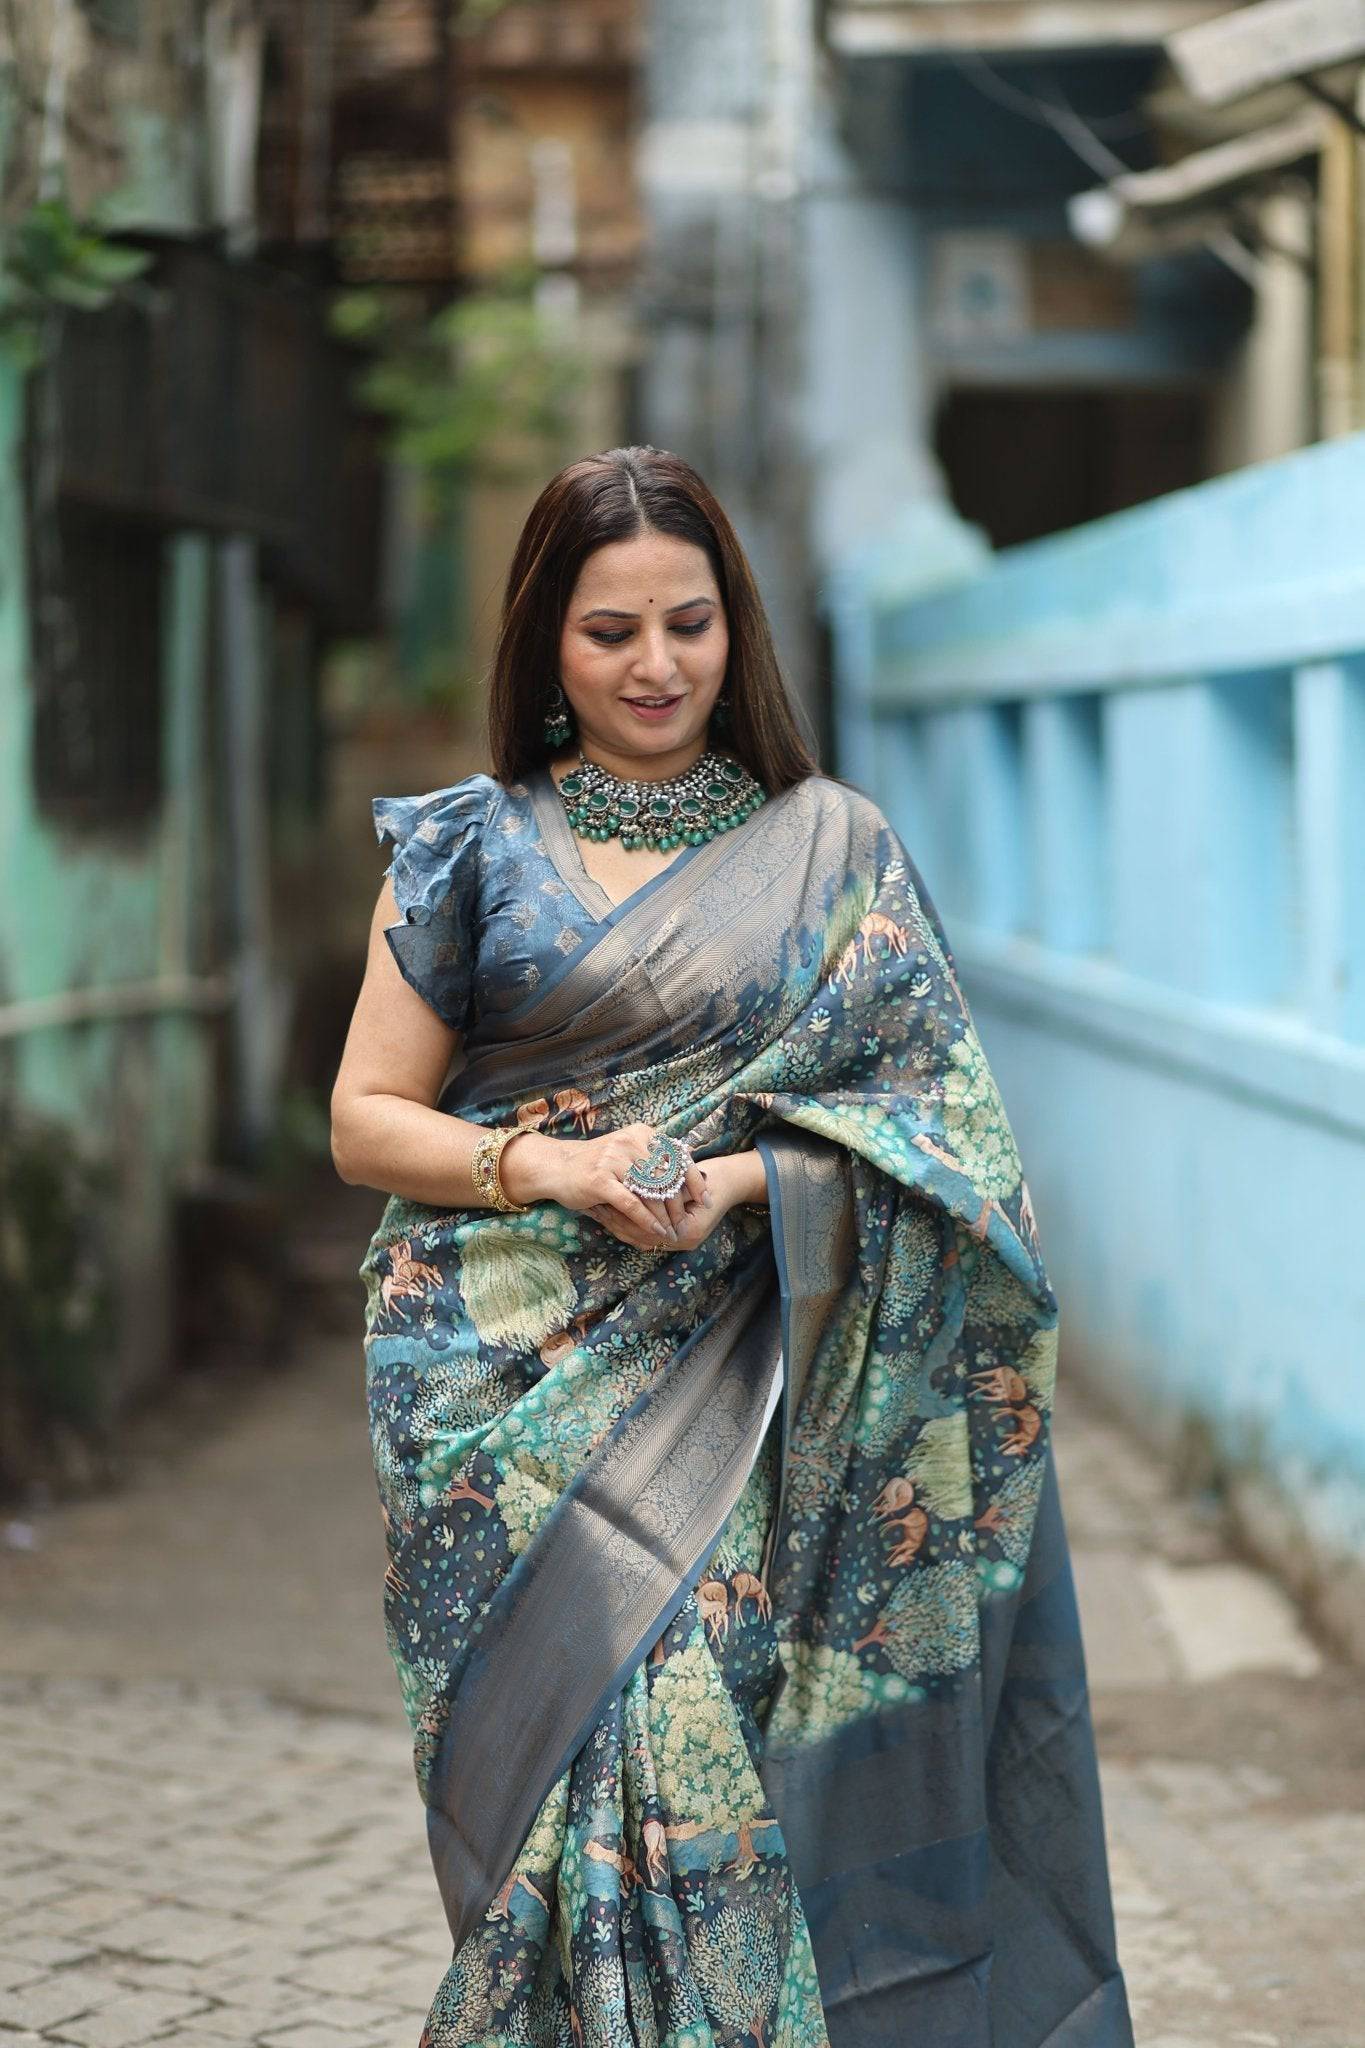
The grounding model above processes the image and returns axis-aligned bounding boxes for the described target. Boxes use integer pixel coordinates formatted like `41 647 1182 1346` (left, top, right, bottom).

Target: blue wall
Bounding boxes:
829 437 1365 1624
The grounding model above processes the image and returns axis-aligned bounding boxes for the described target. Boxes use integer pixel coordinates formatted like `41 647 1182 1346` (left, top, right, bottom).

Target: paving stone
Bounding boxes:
0 1937 104 1971
1141 1557 1324 1681
81 1904 257 1968
1 1974 118 2030
284 1941 433 2002
48 1986 214 2047
256 2026 382 2048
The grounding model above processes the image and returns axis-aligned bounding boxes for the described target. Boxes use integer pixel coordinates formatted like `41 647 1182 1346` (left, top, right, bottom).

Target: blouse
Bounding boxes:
371 766 717 1042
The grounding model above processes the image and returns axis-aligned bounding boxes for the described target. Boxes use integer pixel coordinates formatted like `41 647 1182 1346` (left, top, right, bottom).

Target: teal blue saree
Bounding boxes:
359 766 1134 2047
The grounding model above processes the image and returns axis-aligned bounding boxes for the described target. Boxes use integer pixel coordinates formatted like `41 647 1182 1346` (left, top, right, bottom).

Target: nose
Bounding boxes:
629 632 679 687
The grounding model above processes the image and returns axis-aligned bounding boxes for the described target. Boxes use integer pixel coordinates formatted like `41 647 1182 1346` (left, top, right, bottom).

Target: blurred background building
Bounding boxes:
3 0 1364 1666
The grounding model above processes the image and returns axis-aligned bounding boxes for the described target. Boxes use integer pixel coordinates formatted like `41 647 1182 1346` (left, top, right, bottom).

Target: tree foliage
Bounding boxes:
329 266 587 490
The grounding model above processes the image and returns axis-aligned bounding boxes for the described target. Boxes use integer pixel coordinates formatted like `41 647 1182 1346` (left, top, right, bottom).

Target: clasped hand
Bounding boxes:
532 1121 727 1254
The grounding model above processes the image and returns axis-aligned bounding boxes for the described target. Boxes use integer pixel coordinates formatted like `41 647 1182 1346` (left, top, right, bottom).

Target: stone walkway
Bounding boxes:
1 1202 1361 2045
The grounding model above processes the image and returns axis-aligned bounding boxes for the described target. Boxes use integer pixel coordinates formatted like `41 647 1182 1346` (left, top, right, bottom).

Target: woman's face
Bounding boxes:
556 528 729 779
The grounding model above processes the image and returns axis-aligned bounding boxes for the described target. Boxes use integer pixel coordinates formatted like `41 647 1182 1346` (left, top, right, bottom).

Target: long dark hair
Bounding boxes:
485 445 822 791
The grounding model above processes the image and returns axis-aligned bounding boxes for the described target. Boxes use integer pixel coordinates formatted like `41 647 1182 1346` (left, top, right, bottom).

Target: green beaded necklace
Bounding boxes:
556 748 767 851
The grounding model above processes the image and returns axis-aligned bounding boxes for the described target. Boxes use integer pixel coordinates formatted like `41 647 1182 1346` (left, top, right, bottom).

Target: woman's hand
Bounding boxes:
639 1151 760 1254
510 1121 733 1253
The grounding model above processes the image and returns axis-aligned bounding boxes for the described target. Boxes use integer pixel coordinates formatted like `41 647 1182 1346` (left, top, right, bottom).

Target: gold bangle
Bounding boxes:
470 1126 533 1213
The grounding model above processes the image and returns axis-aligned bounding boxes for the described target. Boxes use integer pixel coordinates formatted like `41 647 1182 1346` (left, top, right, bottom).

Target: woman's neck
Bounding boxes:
548 739 714 785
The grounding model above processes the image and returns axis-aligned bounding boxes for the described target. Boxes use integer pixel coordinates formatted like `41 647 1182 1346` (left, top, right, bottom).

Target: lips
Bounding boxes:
623 694 682 705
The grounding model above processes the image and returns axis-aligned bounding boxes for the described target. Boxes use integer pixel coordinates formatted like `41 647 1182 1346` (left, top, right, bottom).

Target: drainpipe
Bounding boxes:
204 1 274 1164
1318 84 1363 438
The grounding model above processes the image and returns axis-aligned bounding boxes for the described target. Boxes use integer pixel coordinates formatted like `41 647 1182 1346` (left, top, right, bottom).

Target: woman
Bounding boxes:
331 446 1134 2048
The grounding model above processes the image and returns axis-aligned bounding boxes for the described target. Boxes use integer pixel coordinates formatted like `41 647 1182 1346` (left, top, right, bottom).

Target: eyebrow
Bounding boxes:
579 596 716 621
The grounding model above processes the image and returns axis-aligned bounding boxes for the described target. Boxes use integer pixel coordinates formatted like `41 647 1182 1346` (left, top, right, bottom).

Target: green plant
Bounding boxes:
453 0 528 31
329 265 587 493
0 194 151 367
0 1102 117 1460
258 1083 335 1200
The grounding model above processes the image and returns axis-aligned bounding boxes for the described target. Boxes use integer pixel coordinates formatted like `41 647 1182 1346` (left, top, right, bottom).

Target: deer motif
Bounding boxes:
380 1239 443 1322
641 1816 669 1886
831 911 911 989
585 1837 641 1891
969 1365 1042 1459
860 910 909 959
872 1475 929 1566
996 1406 1041 1457
697 1577 730 1644
731 1571 773 1624
538 1309 596 1369
552 1086 596 1135
490 1867 550 1919
831 937 861 991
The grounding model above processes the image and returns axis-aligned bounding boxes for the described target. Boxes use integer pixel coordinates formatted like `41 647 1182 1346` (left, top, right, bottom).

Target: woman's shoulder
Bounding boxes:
371 770 505 858
790 771 888 835
371 773 511 942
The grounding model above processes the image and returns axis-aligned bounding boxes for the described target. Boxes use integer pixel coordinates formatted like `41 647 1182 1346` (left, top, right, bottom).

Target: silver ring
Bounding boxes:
621 1132 693 1202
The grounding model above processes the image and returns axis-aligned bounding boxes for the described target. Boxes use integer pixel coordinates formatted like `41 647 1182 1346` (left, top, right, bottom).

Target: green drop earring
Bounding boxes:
543 682 573 747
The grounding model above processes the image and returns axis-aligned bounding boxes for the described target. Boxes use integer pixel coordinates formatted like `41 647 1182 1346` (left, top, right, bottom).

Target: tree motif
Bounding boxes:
781 1435 850 1525
688 1904 783 2046
962 1236 1034 1327
878 1200 944 1328
766 1638 877 1743
939 1031 1022 1199
368 1398 415 1525
1016 1323 1058 1409
978 1452 1045 1572
410 1353 505 1502
458 1231 579 1352
523 1967 577 2048
426 1931 496 2040
393 1650 449 1741
772 1926 831 2048
495 1463 557 1557
648 1640 766 1856
574 1953 632 2038
853 1557 978 1680
904 1412 974 1522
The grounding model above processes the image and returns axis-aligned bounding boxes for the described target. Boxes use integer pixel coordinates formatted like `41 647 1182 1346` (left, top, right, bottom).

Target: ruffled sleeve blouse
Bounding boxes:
371 767 716 1041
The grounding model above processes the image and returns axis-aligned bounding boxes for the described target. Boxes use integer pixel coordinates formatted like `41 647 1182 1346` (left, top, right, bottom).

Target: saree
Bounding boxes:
359 768 1134 2048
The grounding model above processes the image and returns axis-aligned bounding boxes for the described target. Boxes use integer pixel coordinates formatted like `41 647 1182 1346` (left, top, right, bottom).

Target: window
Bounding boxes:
28 496 164 829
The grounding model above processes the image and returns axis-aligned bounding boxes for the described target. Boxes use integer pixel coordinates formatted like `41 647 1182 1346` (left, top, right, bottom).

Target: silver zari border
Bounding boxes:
425 1243 785 1957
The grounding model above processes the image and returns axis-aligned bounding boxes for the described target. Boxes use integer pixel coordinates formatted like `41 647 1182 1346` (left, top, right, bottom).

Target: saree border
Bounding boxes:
465 774 808 1053
425 1239 785 1958
524 765 712 925
752 1125 857 1604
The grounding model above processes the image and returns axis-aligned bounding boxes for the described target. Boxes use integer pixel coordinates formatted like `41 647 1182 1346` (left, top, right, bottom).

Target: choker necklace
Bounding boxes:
555 747 767 851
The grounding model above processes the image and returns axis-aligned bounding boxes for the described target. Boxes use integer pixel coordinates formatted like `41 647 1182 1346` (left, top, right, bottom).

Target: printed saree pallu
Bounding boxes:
359 774 1135 2048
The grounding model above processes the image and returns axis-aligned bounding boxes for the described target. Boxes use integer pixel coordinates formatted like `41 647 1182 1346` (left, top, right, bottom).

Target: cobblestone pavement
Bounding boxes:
1 1198 1361 2045
0 1675 449 2046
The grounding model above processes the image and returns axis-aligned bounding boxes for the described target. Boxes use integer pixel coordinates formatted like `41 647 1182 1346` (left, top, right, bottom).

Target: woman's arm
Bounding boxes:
332 876 766 1219
708 1147 767 1207
331 876 560 1209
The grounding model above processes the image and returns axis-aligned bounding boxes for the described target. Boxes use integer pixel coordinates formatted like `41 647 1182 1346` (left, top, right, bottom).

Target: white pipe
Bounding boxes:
0 974 235 1042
